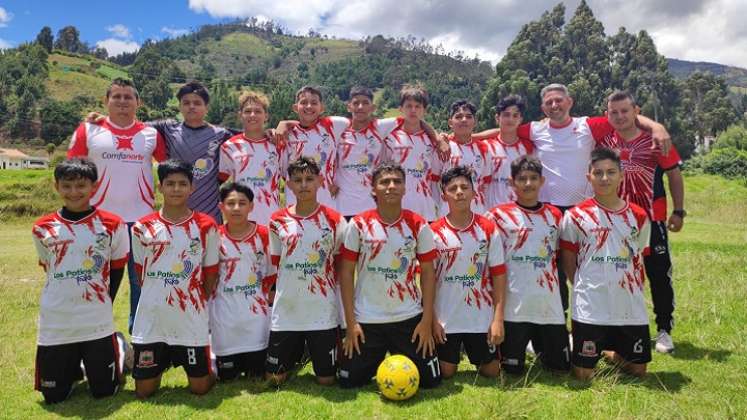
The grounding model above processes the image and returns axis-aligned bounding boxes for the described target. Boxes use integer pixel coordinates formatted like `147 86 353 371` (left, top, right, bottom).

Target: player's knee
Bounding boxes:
478 361 501 378
41 385 73 404
188 379 214 396
316 375 336 386
90 383 118 399
134 380 158 399
265 372 287 385
626 363 647 378
440 362 457 379
572 366 595 381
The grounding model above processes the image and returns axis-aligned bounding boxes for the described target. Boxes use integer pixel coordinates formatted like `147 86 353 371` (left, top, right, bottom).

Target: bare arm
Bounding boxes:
412 260 436 357
488 272 507 345
636 115 671 155
339 258 364 357
666 167 685 232
203 272 218 296
472 128 501 140
560 249 578 284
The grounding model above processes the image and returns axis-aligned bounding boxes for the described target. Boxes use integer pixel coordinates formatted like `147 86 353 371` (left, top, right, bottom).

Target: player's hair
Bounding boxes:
295 85 323 102
238 90 270 112
349 86 373 101
287 156 321 177
606 90 636 106
540 83 569 99
496 94 526 114
510 155 543 178
440 165 474 189
448 100 477 118
157 159 194 184
219 181 254 202
177 81 210 105
399 83 429 108
371 161 406 185
54 158 98 182
589 147 622 170
106 78 139 99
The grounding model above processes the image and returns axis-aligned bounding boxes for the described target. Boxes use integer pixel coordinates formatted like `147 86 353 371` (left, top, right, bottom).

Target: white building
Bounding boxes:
0 148 49 170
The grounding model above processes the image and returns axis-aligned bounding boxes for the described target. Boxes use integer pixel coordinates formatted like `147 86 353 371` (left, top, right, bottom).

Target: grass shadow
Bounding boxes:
640 370 693 393
670 341 732 362
265 371 359 403
37 381 128 419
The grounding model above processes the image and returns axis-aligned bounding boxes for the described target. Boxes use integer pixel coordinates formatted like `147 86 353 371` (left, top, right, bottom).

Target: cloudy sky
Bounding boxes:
0 0 744 67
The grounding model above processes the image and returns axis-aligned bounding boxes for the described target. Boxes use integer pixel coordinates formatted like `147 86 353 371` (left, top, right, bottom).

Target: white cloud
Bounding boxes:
96 38 139 56
0 38 12 49
0 7 13 27
161 26 189 38
106 24 131 39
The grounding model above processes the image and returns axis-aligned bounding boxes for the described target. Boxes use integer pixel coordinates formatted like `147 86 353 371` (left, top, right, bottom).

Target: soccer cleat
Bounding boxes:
654 330 674 353
116 332 134 373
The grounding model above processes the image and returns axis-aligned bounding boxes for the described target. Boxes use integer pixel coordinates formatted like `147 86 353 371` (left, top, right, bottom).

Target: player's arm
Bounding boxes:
339 258 364 357
666 167 685 232
636 115 671 155
109 268 125 301
421 119 449 160
560 250 577 283
413 260 436 358
471 128 500 140
202 224 220 296
489 272 507 346
273 120 300 145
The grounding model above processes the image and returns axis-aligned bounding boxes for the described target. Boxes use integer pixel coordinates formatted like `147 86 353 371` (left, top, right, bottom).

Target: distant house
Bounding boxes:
0 148 49 170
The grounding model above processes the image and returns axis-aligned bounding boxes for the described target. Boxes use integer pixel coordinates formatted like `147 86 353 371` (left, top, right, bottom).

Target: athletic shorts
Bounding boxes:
132 342 211 380
338 314 442 389
500 322 570 374
216 350 267 380
571 321 652 369
265 328 339 377
35 334 121 403
437 333 499 366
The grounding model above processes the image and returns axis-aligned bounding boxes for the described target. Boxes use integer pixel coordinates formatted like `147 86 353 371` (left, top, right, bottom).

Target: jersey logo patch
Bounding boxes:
115 136 134 151
581 340 597 357
137 350 155 368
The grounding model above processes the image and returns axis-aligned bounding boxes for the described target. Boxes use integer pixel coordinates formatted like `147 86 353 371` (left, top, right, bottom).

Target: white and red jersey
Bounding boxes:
486 203 565 324
131 212 219 346
218 134 283 225
209 225 275 356
335 118 398 216
597 131 682 221
341 209 437 324
434 138 492 216
484 136 534 207
268 205 345 331
518 117 613 207
282 116 349 209
431 214 506 334
32 210 129 346
383 129 443 221
560 199 651 325
67 119 167 223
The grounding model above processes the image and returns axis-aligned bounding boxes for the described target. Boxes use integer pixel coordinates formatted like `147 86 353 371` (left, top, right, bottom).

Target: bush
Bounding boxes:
685 147 747 179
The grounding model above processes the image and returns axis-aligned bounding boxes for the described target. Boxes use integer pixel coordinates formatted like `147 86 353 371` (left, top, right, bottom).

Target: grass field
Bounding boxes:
0 172 745 419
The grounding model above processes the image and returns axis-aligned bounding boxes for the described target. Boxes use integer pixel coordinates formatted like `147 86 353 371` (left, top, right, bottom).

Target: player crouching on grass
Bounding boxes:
209 182 275 381
431 166 507 379
130 160 220 398
560 148 652 380
265 156 346 386
32 158 131 404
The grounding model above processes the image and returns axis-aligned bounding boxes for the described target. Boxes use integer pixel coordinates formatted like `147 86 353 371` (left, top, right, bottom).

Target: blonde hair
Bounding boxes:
238 90 270 112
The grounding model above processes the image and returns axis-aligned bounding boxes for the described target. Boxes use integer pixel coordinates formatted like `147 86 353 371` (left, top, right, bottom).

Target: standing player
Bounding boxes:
32 159 129 403
219 90 283 225
600 90 685 353
431 166 506 378
338 162 441 389
67 78 167 332
130 160 219 398
486 155 569 374
560 148 652 380
265 157 346 386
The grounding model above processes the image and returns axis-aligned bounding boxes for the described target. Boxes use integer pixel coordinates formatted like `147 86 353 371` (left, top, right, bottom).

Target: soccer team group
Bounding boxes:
31 76 687 403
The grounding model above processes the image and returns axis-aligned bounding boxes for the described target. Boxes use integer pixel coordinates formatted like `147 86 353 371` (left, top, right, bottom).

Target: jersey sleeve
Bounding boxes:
268 220 282 268
110 221 130 269
637 217 651 256
31 227 51 271
658 143 682 170
586 116 614 142
375 117 399 139
340 220 362 261
218 143 234 181
334 217 347 256
559 211 581 253
202 224 220 275
259 229 277 293
153 131 168 162
516 123 531 141
67 123 89 158
131 223 146 282
487 226 506 276
329 116 351 139
416 223 437 262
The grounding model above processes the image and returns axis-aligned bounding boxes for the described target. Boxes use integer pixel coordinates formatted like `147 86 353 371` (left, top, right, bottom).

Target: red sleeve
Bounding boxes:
489 264 507 276
658 144 682 170
67 124 89 158
111 255 128 270
261 274 277 294
559 240 579 253
520 137 534 154
340 246 360 261
517 123 531 140
416 249 438 262
153 132 168 162
202 264 219 275
586 116 614 142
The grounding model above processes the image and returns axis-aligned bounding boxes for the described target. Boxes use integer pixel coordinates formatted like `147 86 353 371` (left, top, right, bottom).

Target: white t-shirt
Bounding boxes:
560 199 651 326
268 205 345 331
32 209 129 345
209 225 275 356
67 119 167 222
483 136 534 208
341 209 437 324
434 138 491 216
431 214 506 334
486 203 565 324
218 134 283 225
131 211 219 346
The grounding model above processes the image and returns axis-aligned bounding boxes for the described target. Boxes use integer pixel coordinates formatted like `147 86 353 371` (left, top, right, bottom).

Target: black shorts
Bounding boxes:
216 350 267 380
437 333 499 366
132 342 212 380
265 328 339 377
500 322 570 374
339 314 442 389
35 334 121 403
571 321 651 369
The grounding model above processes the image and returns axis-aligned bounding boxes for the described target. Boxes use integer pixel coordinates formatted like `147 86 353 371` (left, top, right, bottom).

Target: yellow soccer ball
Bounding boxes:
376 354 420 401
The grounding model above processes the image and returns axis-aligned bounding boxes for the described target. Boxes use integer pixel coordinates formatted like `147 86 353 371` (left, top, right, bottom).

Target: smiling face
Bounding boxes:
105 85 139 123
347 95 375 125
372 170 406 206
606 98 639 132
293 92 324 126
55 177 95 212
540 90 573 124
179 93 208 126
588 158 622 198
240 100 268 133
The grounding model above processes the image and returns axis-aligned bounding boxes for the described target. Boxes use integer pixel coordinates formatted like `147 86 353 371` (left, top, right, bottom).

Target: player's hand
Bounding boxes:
344 323 365 358
667 213 684 232
436 133 451 162
412 319 435 358
329 184 340 198
85 111 106 124
488 319 504 346
651 128 672 156
264 129 281 147
432 319 446 345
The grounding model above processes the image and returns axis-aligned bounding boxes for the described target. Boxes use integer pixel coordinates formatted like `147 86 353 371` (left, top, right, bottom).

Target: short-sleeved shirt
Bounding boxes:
340 209 437 324
219 134 283 225
268 205 345 331
431 214 506 334
597 130 682 221
483 136 534 207
32 209 129 345
131 211 219 346
486 203 565 324
209 225 275 356
434 138 492 216
559 199 651 326
67 119 167 222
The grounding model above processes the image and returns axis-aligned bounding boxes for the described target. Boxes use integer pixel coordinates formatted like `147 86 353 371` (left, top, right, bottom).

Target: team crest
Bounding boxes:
581 340 597 356
115 136 134 151
137 350 155 368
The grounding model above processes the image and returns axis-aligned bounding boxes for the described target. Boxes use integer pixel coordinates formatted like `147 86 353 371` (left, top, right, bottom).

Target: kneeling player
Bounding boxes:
432 166 506 378
339 163 441 389
560 148 652 380
210 182 275 380
32 158 130 403
486 155 570 374
265 157 346 386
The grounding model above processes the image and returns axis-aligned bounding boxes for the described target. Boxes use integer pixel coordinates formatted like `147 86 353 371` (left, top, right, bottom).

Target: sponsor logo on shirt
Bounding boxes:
115 136 134 151
52 254 105 284
193 158 214 180
147 259 194 286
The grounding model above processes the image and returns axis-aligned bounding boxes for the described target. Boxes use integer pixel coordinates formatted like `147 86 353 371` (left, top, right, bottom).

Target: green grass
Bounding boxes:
0 174 745 418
